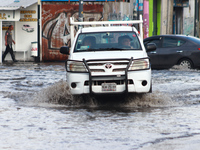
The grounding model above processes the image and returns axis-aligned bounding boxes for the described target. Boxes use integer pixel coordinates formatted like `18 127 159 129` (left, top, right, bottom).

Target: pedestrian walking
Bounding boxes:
2 25 17 62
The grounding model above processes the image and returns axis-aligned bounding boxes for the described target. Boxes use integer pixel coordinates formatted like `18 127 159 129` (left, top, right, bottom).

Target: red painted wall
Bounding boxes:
42 3 103 61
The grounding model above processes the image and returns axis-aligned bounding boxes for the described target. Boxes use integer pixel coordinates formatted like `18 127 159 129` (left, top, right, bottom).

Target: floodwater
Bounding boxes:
0 62 200 150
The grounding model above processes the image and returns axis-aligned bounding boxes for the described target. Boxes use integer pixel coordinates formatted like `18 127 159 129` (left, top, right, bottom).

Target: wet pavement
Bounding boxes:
0 62 200 150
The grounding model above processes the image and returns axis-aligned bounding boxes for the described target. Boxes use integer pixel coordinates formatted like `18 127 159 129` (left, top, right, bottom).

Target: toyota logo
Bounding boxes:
105 63 112 69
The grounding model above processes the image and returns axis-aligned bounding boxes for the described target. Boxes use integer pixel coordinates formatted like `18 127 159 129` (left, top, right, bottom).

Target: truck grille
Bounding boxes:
90 69 105 72
87 60 129 73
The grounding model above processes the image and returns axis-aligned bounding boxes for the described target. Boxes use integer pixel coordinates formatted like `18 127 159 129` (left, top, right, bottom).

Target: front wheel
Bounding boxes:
178 59 193 69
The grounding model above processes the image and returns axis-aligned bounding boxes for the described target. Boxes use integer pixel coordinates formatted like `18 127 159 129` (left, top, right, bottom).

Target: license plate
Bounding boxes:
102 83 116 91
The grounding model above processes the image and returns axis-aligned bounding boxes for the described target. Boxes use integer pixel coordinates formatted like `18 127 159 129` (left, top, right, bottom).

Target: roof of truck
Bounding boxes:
81 26 138 33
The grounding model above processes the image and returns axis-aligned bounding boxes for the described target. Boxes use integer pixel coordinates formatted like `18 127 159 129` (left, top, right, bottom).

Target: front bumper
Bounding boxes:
67 69 151 95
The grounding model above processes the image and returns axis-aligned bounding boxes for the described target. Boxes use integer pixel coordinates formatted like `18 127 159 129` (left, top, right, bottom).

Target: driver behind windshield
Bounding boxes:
82 36 96 49
118 35 133 48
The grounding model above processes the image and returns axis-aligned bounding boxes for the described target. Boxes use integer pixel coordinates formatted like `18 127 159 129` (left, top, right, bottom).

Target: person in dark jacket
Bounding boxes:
82 36 96 49
118 35 133 48
2 25 17 62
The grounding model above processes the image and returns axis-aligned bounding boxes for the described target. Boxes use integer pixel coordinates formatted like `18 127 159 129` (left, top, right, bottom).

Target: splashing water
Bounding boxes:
33 80 73 105
124 92 180 108
20 80 179 108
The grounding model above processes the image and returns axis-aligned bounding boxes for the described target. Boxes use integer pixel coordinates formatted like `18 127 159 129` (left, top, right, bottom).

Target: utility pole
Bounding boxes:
79 0 83 28
194 0 199 37
36 0 41 62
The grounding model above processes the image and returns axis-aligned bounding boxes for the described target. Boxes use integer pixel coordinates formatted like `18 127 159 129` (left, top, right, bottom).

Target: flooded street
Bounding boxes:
0 62 200 150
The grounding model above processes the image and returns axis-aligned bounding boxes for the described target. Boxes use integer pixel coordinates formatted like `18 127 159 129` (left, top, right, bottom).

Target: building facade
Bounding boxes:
41 0 134 61
1 0 199 62
147 0 199 37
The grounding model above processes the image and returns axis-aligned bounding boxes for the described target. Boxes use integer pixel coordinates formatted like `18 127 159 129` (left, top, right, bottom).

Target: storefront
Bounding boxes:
0 0 38 63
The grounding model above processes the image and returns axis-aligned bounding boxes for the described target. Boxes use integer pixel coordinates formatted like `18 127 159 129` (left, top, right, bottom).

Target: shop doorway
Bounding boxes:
2 22 15 50
173 7 183 34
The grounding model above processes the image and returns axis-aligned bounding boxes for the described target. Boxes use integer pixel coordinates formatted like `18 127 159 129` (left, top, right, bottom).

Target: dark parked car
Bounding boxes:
144 35 200 69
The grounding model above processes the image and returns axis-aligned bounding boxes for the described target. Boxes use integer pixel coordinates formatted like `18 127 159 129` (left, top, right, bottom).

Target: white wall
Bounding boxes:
16 4 38 61
2 4 38 61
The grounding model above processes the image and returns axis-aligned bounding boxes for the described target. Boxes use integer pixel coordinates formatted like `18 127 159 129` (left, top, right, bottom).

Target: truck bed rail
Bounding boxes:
70 15 143 45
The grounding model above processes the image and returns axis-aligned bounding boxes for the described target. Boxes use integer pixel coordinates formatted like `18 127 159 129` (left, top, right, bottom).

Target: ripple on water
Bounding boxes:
0 77 26 80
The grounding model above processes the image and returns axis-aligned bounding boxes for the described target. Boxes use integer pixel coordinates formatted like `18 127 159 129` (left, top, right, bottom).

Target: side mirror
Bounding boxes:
146 43 157 52
60 46 70 55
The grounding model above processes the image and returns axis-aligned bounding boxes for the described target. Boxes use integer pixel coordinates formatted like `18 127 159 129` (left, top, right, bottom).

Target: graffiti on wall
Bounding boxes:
42 4 103 61
108 12 133 21
42 11 70 49
183 17 194 35
42 12 103 49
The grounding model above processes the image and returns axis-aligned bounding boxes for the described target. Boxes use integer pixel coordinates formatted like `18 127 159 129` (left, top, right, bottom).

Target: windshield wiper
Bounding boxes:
98 47 124 51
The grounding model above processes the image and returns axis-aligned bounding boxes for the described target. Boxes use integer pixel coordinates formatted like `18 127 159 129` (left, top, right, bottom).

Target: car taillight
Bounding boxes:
198 48 200 50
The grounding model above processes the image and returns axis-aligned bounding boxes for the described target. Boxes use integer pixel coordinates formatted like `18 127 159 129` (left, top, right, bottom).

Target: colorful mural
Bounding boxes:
42 3 103 61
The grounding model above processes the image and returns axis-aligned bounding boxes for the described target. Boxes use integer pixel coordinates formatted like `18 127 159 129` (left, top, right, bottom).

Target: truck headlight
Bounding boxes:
67 60 88 72
129 59 150 70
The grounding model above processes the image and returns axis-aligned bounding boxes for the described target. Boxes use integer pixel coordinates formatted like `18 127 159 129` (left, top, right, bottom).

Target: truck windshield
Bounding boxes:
74 32 142 52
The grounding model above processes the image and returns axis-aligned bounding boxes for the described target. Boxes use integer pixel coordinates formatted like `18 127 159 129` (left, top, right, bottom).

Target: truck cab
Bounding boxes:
60 16 156 95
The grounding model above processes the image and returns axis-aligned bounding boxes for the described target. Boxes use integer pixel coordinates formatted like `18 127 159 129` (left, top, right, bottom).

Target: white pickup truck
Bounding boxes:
60 16 156 95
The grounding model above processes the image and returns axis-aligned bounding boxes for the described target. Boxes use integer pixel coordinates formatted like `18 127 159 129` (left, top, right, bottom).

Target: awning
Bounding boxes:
0 0 38 10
